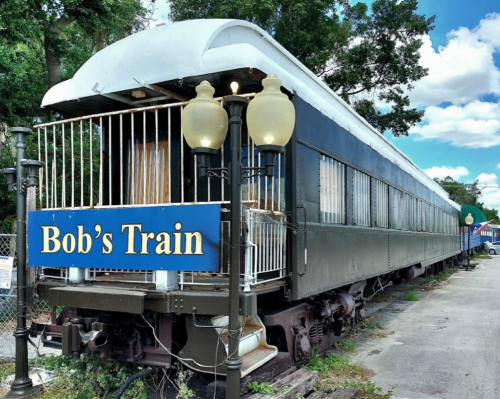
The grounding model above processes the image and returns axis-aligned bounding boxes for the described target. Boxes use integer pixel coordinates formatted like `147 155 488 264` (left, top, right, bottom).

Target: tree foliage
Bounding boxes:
435 176 499 224
169 0 434 137
0 0 153 228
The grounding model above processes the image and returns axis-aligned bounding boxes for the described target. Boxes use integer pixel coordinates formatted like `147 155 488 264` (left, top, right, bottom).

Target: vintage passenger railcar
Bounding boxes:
30 19 461 375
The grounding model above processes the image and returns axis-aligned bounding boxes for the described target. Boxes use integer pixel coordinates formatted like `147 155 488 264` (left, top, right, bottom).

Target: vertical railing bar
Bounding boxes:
264 176 268 211
80 120 84 207
168 108 171 203
271 174 274 212
207 171 211 202
108 117 112 205
143 110 147 204
62 124 65 208
266 224 269 272
131 113 135 205
99 117 103 206
155 109 159 204
257 153 261 209
37 128 43 207
247 133 251 202
180 106 184 204
120 114 123 205
221 100 225 202
89 119 93 207
277 153 281 211
44 127 49 208
70 123 74 207
53 126 57 208
194 155 198 202
258 222 262 274
251 140 255 200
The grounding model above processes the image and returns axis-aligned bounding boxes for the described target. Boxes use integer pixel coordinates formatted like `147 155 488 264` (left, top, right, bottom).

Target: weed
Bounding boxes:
304 351 370 383
368 332 387 338
391 308 403 313
36 355 150 399
361 319 384 330
0 360 15 384
340 381 392 399
248 381 278 395
471 251 491 260
400 291 419 301
336 339 357 353
174 370 195 399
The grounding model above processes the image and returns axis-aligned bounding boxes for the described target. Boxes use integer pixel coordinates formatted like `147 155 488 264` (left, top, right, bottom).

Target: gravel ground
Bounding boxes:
352 257 500 399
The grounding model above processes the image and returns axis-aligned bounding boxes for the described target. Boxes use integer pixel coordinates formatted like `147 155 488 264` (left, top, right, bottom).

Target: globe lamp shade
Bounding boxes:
465 213 473 226
247 73 295 176
247 73 295 149
182 80 228 153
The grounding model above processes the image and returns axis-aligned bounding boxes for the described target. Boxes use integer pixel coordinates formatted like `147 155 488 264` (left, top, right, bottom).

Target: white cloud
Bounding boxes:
497 163 500 170
410 13 500 108
424 166 469 180
476 173 500 212
409 100 500 148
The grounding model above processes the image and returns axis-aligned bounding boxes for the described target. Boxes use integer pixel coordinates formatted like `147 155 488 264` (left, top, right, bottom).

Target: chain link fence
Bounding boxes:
0 234 54 360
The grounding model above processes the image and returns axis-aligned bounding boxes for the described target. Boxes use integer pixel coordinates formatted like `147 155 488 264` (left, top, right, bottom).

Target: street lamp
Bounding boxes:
0 127 44 398
465 213 473 271
182 74 295 398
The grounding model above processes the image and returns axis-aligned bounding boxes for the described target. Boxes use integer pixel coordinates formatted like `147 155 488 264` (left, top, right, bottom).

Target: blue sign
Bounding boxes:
28 205 221 272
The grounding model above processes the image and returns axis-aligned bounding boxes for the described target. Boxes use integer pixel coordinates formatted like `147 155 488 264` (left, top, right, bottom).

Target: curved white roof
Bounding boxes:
42 19 457 208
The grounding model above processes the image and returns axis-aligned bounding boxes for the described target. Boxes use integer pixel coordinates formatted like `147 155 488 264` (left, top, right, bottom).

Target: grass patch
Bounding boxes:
304 353 391 398
304 352 370 382
361 319 384 330
247 381 278 395
368 332 387 338
471 251 491 260
0 360 15 384
33 355 151 399
341 381 392 399
336 339 357 353
400 291 419 301
391 308 403 313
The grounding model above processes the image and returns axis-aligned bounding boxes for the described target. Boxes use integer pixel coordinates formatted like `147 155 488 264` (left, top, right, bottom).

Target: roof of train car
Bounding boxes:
41 19 460 210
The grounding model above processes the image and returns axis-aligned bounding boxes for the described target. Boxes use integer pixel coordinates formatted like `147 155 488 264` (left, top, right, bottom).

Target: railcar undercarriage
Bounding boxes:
31 257 459 375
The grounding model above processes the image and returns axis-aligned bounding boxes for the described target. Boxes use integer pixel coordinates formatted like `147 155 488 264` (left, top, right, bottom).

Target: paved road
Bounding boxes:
353 257 500 399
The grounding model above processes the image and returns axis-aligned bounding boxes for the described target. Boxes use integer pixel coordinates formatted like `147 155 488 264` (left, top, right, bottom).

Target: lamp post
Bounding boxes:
182 74 295 398
465 213 473 271
0 127 44 397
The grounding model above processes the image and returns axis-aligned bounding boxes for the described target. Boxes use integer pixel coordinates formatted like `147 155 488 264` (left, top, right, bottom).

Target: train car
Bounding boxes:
29 19 461 376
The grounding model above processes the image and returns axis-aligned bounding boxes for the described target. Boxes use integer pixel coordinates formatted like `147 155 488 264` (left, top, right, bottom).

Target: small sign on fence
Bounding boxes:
0 256 14 289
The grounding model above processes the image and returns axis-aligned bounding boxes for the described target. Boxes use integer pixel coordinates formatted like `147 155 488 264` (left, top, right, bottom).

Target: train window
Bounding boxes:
320 156 345 224
393 189 407 230
375 180 389 228
353 170 371 226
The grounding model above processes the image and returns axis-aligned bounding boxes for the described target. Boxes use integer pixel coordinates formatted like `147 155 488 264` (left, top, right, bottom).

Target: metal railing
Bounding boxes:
179 208 287 291
34 97 284 212
32 98 288 290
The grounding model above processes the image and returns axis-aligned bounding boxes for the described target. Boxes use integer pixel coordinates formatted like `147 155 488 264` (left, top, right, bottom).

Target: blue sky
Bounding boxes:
387 0 500 211
152 1 500 211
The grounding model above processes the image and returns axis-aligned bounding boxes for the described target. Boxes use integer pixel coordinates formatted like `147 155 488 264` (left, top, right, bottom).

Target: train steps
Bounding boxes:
211 314 278 377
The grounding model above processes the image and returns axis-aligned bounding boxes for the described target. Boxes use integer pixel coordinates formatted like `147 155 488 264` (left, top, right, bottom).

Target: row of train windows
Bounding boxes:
319 155 459 234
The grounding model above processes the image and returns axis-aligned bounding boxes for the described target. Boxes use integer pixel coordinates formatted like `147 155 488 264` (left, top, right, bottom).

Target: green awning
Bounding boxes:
460 205 487 227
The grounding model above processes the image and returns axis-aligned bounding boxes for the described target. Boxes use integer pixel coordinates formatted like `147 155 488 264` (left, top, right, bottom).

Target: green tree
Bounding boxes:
434 176 481 206
0 0 153 228
434 176 499 224
169 0 434 137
